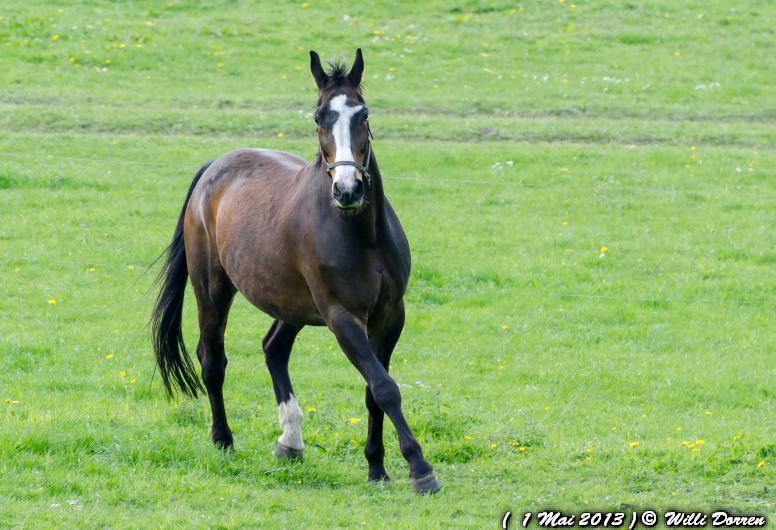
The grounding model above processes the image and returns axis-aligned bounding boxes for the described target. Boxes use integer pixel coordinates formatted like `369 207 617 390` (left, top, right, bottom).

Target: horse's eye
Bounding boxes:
314 116 320 125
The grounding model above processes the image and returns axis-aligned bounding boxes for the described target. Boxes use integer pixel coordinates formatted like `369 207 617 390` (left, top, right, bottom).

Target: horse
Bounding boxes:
151 49 440 494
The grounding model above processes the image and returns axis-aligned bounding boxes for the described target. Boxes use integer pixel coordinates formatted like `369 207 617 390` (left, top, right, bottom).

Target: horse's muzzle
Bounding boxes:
332 179 365 209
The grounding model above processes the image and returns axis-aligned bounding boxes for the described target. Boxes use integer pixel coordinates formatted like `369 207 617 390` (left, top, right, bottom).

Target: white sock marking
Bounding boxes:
277 395 304 450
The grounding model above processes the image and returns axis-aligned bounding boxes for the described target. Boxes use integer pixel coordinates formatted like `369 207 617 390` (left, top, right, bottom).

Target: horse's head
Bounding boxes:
310 48 371 211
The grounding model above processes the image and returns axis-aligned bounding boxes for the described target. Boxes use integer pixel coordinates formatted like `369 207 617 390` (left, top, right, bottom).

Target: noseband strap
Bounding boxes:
321 143 372 185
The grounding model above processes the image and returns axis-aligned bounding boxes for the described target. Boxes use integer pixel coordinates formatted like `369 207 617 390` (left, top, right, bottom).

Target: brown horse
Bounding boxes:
151 49 440 494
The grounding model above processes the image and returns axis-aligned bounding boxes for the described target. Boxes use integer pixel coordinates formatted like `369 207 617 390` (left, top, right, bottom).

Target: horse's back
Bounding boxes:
187 147 306 236
210 148 306 184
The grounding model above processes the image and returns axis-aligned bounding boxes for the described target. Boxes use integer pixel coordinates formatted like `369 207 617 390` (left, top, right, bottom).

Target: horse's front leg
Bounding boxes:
328 306 440 494
364 301 406 483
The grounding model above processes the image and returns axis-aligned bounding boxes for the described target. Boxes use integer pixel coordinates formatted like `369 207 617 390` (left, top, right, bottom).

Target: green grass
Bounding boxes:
1 0 775 528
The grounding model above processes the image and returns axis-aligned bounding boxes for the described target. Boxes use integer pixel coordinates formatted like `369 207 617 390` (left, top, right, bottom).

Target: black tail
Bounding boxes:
151 161 213 399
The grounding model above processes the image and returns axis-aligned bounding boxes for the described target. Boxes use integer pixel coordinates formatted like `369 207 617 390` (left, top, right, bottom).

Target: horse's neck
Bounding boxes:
363 154 387 242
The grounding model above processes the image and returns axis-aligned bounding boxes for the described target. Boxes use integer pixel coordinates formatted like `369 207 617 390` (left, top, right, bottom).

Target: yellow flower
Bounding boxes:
600 245 609 253
757 460 766 469
733 434 743 441
562 220 568 226
302 2 310 7
350 417 361 425
696 439 705 445
217 62 225 68
130 378 136 385
48 299 57 305
120 370 127 378
501 324 509 331
118 43 126 49
464 434 472 441
688 443 695 449
105 353 114 360
88 267 96 272
307 406 316 413
5 399 20 404
629 441 639 448
490 443 497 449
519 446 527 452
52 34 61 41
704 410 712 415
276 132 284 139
127 265 136 271
143 20 155 26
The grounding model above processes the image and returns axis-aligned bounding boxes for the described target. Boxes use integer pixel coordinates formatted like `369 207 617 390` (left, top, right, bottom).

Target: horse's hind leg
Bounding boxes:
262 319 304 459
190 265 236 450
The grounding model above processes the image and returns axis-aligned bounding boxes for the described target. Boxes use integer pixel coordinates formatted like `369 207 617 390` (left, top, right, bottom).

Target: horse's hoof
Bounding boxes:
213 434 234 452
368 473 391 484
274 442 304 460
410 472 441 495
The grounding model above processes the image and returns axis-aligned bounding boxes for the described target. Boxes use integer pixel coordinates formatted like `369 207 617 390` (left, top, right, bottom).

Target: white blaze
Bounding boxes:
277 395 304 450
329 94 363 190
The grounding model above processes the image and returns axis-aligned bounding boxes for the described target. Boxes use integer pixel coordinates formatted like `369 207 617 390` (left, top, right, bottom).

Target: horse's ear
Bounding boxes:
348 48 364 86
310 50 328 89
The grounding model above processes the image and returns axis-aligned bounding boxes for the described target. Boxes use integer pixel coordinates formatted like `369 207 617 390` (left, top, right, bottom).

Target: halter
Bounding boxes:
320 122 374 185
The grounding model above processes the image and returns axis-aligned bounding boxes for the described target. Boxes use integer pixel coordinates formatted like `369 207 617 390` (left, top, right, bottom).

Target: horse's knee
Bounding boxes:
365 385 382 414
264 347 289 375
370 376 401 412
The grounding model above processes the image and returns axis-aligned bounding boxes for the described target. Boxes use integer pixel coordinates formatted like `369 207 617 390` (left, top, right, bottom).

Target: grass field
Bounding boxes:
1 0 775 528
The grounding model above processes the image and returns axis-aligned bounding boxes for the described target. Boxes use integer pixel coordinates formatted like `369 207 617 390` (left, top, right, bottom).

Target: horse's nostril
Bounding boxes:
332 180 363 206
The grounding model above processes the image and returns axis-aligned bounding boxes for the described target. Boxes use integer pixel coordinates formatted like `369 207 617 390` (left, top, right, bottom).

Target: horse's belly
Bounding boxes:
244 282 323 326
216 203 326 324
219 241 323 325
